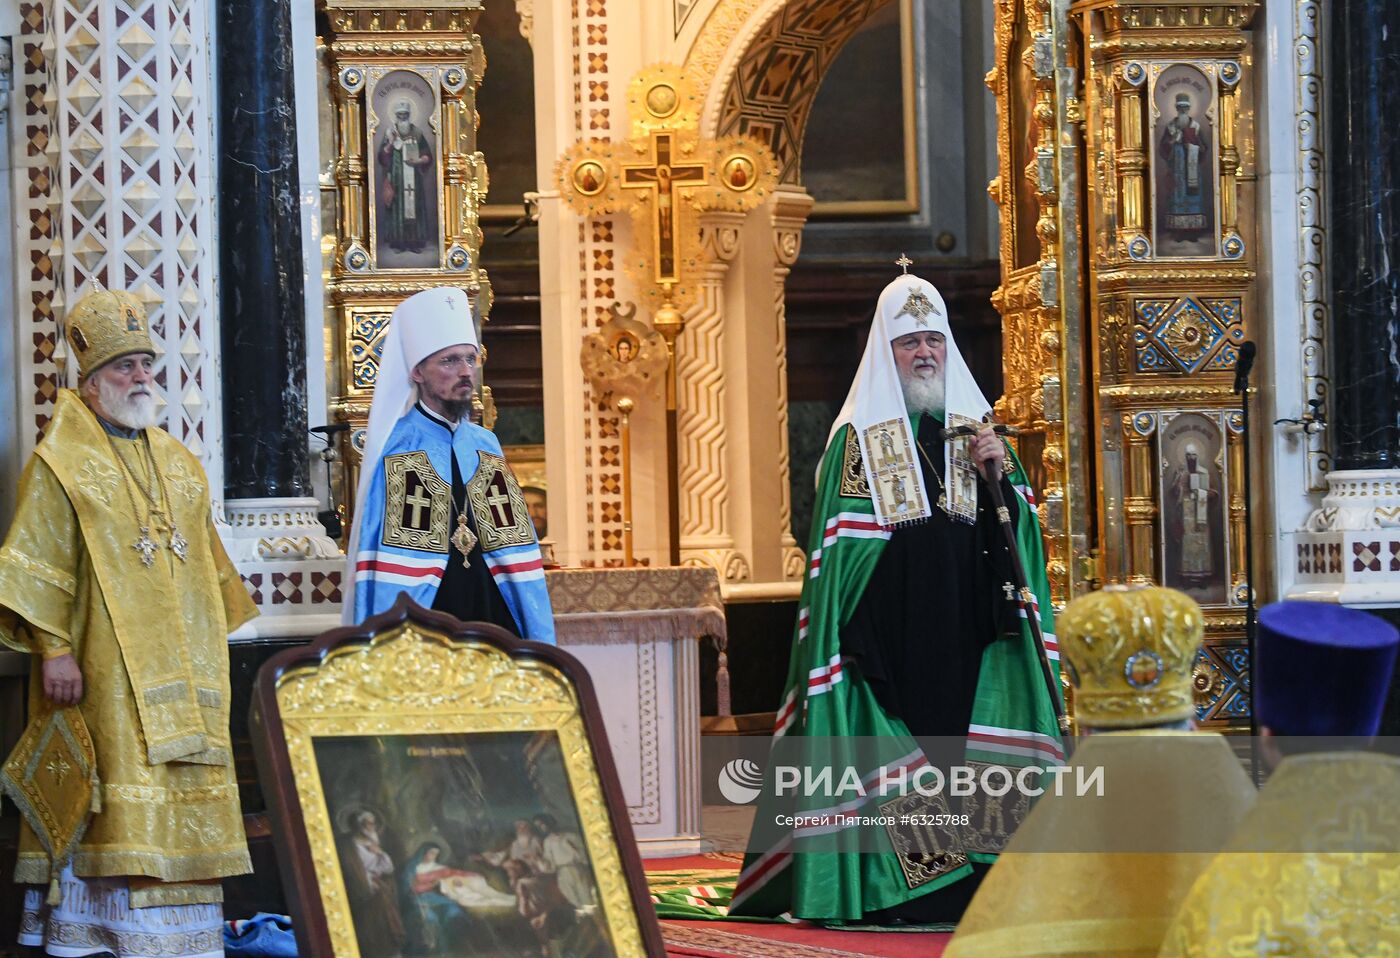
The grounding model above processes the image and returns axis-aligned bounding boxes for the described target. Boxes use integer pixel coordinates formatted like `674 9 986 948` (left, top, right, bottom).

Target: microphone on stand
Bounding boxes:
309 423 352 540
1234 341 1260 778
1233 341 1257 395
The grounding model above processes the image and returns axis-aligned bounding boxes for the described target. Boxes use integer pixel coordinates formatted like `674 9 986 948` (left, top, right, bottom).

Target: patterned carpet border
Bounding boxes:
661 923 923 957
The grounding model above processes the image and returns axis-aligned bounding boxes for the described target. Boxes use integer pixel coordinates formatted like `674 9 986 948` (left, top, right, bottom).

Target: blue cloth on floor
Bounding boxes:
224 913 297 957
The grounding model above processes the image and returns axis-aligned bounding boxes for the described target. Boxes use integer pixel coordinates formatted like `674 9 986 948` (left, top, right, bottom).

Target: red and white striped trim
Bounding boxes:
773 653 848 736
967 724 1065 763
807 653 843 696
790 750 930 838
808 513 891 579
773 688 799 738
822 513 892 547
355 551 445 588
731 749 932 907
484 552 545 584
796 608 810 643
1015 593 1059 661
730 835 793 911
1014 483 1037 506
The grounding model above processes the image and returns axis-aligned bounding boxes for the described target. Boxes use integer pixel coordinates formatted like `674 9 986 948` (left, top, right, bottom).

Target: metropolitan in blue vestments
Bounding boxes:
344 286 554 642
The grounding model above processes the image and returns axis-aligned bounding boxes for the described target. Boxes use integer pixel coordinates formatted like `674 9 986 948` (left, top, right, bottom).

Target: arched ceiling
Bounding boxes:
712 0 894 183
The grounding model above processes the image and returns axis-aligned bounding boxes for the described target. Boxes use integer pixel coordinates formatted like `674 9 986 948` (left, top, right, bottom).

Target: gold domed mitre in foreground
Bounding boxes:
1058 584 1203 729
64 288 156 381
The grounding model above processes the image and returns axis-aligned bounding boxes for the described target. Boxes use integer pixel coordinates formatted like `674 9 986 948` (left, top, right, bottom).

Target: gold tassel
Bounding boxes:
46 874 62 907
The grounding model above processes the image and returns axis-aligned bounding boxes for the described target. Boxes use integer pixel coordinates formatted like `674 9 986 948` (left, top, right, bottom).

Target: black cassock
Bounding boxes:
419 408 521 636
840 414 1022 922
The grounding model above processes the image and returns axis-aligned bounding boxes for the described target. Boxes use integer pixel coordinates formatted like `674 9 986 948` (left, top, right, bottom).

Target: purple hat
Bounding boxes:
1257 601 1399 736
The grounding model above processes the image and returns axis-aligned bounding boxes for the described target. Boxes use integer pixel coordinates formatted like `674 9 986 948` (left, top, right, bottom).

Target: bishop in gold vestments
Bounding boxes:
946 586 1256 958
0 289 256 954
1159 601 1400 958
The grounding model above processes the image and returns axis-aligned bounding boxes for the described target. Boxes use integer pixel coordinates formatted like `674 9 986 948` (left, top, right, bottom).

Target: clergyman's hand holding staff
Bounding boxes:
943 422 1071 740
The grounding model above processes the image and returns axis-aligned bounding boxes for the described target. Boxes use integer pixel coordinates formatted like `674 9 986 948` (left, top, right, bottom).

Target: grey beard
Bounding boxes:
900 369 946 419
94 379 159 430
395 120 413 135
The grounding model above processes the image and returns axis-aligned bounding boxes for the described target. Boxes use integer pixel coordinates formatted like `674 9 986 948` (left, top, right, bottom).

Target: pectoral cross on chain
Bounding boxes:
1002 582 1017 603
132 527 159 568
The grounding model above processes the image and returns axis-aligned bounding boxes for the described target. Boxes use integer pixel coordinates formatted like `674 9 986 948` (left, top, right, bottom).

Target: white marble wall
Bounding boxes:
289 1 332 510
1256 0 1325 602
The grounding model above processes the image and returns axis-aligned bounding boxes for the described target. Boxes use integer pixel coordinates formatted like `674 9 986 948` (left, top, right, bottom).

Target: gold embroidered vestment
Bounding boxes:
0 391 256 905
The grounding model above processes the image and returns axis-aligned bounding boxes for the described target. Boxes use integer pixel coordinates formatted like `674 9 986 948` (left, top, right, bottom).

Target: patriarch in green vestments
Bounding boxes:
730 272 1064 924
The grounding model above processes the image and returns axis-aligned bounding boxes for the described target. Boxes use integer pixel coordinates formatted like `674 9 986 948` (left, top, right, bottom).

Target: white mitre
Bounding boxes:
826 274 993 528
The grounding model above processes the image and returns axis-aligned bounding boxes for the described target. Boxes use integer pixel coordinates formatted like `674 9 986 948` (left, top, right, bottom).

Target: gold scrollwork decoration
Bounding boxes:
271 621 648 958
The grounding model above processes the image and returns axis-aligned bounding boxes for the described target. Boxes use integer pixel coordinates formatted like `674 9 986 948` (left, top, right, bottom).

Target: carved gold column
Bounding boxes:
319 1 490 515
1122 411 1157 582
990 0 1090 604
1115 72 1147 254
1072 0 1259 730
1226 410 1247 596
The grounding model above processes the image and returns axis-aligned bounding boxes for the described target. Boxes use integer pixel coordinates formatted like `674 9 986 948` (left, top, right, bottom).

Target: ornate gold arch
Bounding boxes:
684 0 896 183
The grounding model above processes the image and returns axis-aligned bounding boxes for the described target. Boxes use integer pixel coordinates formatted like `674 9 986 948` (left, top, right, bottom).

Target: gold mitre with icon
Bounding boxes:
63 287 156 381
1057 584 1204 729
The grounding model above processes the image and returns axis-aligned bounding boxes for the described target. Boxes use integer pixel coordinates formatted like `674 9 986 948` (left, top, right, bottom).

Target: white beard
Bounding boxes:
95 378 159 430
395 119 412 136
900 366 946 419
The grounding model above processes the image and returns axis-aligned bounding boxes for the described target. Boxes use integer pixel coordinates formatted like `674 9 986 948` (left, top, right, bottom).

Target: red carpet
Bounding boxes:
645 856 951 957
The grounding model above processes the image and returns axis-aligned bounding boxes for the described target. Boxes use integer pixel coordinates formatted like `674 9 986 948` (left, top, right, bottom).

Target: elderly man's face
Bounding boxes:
891 331 946 383
412 343 478 419
84 352 158 430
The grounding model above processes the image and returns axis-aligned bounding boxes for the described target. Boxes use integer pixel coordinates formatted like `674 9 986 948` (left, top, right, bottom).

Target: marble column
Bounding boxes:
1327 0 1400 471
216 0 310 499
215 0 342 635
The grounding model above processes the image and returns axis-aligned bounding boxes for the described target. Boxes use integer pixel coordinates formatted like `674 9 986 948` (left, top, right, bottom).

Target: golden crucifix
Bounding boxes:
557 65 778 561
557 64 777 312
621 132 708 283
